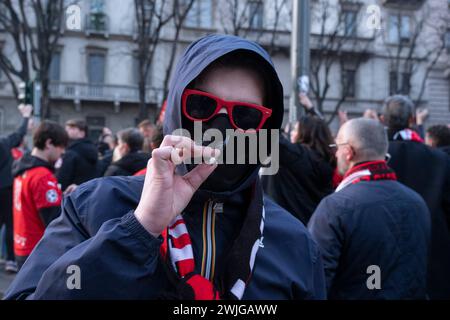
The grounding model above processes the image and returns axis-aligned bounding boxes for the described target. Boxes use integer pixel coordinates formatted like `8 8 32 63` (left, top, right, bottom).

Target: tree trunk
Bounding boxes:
138 80 147 121
41 76 50 119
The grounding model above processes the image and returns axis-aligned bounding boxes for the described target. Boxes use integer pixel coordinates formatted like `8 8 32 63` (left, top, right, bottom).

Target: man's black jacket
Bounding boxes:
56 138 98 190
388 140 450 299
0 118 29 189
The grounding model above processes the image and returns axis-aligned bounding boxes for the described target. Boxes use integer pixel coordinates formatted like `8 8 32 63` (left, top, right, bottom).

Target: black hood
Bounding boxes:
163 34 284 196
12 153 53 177
114 152 150 175
68 138 98 164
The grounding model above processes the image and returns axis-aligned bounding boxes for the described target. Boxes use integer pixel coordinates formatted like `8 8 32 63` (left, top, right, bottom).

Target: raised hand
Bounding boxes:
134 135 220 237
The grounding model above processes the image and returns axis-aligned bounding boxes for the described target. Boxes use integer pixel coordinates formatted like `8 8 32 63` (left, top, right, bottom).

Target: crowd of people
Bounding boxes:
0 110 163 271
0 34 449 300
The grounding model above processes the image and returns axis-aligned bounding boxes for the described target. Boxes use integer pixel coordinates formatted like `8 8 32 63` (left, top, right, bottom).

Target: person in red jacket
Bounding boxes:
12 121 68 269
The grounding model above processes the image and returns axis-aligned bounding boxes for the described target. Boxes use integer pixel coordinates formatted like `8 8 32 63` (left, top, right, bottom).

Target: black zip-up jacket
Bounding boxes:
262 135 334 225
388 139 450 299
56 138 98 190
0 118 29 189
104 151 150 177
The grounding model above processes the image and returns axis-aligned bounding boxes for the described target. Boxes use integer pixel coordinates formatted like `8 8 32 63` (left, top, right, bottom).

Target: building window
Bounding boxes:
389 71 411 95
88 0 107 32
185 0 212 28
90 0 105 14
389 14 410 43
342 69 356 98
389 71 398 95
86 116 105 141
88 52 106 84
343 10 357 37
49 52 61 82
248 1 264 30
400 72 411 95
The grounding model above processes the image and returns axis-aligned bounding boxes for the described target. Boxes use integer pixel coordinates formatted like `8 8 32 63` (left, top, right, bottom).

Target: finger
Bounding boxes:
183 163 218 192
160 135 196 161
186 146 220 165
171 147 183 165
203 147 220 164
161 135 220 165
151 146 176 172
160 135 193 149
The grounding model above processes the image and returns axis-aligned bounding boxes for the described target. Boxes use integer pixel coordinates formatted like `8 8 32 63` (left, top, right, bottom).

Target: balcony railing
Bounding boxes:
49 82 163 105
382 0 425 9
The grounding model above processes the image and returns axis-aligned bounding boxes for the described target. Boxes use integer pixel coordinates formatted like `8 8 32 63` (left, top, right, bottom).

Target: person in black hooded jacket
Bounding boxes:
380 95 450 299
425 124 450 157
56 119 98 191
5 34 326 300
104 128 150 176
262 114 335 225
0 104 32 272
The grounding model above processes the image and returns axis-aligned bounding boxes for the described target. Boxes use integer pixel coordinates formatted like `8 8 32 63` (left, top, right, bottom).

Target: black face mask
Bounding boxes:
182 113 259 193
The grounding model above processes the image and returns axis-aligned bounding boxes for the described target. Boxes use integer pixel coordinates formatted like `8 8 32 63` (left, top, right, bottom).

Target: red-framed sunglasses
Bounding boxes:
182 89 272 132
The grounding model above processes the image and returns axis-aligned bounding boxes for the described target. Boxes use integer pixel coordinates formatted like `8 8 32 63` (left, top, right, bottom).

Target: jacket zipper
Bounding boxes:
201 199 217 281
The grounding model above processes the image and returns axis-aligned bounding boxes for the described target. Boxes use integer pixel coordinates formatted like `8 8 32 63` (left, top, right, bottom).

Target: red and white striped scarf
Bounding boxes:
160 215 220 300
393 128 424 143
160 185 264 300
336 161 397 192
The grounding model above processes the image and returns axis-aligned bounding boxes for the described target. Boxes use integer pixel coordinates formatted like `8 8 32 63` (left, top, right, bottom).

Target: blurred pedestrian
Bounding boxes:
104 128 150 176
309 118 430 299
425 124 450 156
56 119 98 191
380 95 450 299
11 139 28 161
96 127 117 176
363 108 378 120
138 120 156 153
414 107 429 139
0 104 33 273
134 124 163 176
12 121 68 269
262 114 335 225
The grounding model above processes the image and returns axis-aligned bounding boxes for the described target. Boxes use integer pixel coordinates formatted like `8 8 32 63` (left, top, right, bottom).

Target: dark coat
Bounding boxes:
56 138 98 191
103 151 150 177
308 179 430 299
5 34 326 300
96 149 113 177
388 140 450 299
262 135 334 225
0 118 28 189
439 146 450 157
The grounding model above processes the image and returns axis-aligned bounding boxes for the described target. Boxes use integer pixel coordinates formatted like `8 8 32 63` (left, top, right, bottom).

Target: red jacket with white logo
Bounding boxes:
12 154 62 257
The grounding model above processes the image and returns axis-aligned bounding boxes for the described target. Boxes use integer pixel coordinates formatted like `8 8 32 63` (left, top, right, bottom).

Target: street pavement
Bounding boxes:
0 260 16 299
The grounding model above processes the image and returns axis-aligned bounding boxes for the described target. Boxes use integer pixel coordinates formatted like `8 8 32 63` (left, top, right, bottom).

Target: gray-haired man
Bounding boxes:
308 118 430 299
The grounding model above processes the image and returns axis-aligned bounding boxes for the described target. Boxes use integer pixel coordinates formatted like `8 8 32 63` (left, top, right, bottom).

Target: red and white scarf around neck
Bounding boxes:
393 128 424 143
159 183 265 300
336 160 397 192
